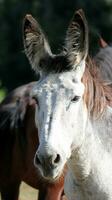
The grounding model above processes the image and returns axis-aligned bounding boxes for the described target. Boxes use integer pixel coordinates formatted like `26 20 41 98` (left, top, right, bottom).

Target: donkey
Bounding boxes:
23 10 112 200
0 82 66 200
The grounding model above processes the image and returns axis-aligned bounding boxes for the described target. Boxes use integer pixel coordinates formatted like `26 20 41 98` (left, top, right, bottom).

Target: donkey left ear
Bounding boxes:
65 9 88 67
23 14 52 75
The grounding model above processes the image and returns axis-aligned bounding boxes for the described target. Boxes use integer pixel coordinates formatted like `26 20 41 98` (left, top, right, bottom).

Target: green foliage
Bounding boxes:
0 0 112 91
0 88 6 102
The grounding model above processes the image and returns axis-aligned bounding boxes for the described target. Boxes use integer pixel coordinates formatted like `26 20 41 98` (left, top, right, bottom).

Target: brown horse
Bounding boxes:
0 82 66 200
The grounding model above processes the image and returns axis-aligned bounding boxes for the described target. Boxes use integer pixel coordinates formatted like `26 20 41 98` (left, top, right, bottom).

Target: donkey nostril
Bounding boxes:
54 154 60 164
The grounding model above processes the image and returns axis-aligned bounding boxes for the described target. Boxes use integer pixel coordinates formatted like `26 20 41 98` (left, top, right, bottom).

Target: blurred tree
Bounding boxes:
0 0 112 91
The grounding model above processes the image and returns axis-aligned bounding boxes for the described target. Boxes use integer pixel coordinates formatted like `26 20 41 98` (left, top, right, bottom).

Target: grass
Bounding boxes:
0 182 38 200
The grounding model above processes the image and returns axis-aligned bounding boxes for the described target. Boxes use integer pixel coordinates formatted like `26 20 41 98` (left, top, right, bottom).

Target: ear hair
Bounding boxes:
23 14 52 75
65 9 88 68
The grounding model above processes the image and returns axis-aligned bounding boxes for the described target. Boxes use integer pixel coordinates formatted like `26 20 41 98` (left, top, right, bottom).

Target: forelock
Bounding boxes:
38 54 73 74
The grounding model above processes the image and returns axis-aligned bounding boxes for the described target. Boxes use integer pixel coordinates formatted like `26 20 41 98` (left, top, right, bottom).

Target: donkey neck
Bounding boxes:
67 109 112 199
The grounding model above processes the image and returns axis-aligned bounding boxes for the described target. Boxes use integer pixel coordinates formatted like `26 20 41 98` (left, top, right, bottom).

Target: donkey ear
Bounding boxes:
65 9 88 67
23 14 52 75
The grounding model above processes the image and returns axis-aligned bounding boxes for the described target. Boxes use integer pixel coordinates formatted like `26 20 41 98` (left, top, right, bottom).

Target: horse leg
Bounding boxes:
1 181 21 200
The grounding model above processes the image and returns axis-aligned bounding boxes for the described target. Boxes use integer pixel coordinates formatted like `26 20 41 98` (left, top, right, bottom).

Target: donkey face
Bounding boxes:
23 10 88 180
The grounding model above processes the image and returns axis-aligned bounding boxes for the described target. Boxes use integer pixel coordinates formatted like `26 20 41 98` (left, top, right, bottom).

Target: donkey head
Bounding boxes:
23 9 88 180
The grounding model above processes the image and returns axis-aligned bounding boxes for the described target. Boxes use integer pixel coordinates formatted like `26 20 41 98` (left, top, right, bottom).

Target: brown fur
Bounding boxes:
82 56 112 118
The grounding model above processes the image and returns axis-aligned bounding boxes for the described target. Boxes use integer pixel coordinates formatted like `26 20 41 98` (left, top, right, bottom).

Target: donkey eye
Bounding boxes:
71 96 80 102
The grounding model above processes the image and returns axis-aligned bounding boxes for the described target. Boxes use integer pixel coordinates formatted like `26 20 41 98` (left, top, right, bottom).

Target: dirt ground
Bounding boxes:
0 182 38 200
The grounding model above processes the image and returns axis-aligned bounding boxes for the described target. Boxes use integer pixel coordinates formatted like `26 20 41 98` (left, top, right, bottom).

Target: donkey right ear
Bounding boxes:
23 14 52 75
65 9 88 67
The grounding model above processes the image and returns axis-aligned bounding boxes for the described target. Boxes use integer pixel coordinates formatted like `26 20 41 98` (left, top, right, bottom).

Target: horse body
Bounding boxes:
22 10 112 200
0 82 65 200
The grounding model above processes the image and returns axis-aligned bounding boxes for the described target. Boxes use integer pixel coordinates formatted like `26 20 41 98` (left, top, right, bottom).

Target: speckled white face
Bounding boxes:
23 9 88 180
32 69 87 180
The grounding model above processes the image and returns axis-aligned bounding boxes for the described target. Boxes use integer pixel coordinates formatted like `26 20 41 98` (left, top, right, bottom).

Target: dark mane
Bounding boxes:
0 82 35 132
39 53 72 74
82 56 112 118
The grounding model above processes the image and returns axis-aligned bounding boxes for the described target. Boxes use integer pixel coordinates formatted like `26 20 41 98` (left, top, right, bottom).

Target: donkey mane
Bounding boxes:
38 53 71 74
83 56 112 118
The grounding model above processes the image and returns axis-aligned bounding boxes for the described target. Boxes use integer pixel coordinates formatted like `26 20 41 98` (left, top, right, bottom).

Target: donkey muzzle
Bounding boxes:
34 147 62 179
